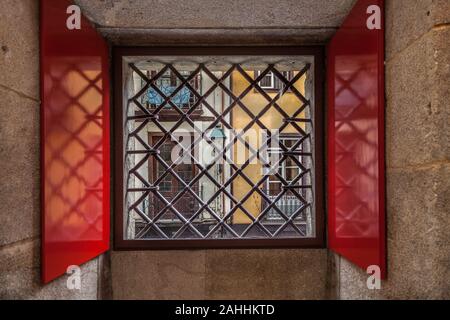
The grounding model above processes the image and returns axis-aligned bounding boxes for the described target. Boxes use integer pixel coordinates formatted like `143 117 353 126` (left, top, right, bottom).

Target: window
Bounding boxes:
256 70 293 90
114 47 324 249
265 135 307 221
142 70 201 109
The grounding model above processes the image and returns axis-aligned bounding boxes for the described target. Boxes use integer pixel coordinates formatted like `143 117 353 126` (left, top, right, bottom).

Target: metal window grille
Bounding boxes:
120 55 318 243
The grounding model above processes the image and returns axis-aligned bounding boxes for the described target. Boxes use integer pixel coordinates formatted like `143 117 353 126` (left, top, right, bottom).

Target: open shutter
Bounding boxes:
327 0 386 278
40 0 110 283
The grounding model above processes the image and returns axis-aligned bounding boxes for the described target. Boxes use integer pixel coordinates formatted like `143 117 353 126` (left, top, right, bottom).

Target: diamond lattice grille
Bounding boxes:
123 57 316 240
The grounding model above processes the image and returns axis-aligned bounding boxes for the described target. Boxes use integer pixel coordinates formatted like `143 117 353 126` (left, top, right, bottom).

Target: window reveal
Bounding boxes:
114 48 324 248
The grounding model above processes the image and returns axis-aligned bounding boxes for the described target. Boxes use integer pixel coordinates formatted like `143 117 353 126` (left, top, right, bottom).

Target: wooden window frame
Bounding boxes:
113 46 325 250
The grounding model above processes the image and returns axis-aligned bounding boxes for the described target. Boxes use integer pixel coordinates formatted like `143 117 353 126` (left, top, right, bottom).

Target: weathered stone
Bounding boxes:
111 250 207 299
0 87 40 246
75 0 358 44
205 249 328 299
110 249 329 299
0 0 39 99
385 0 434 59
339 164 450 300
385 28 449 168
97 252 113 300
0 239 99 299
431 0 450 26
431 27 450 150
76 0 357 29
99 27 336 46
385 0 450 59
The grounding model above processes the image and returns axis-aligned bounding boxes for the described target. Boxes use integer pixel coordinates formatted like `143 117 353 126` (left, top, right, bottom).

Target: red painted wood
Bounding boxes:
327 0 386 278
40 0 110 283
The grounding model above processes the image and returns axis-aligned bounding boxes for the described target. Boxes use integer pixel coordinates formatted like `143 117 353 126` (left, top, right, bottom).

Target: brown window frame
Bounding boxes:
113 46 325 250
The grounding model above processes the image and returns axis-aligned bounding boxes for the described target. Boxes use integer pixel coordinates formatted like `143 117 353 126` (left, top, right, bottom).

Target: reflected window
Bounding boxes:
256 70 293 90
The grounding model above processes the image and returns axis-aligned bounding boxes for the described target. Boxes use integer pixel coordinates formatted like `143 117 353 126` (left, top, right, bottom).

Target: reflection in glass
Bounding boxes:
123 57 315 240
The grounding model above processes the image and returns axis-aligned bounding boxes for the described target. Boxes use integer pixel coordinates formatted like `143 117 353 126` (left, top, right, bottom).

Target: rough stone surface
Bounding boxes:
97 252 113 299
76 0 357 29
432 0 450 26
111 249 328 299
99 28 337 46
205 249 327 300
75 0 357 45
0 87 40 246
111 250 207 299
431 27 450 145
339 164 450 300
0 0 39 99
385 27 450 168
0 239 99 300
386 0 450 59
385 0 433 59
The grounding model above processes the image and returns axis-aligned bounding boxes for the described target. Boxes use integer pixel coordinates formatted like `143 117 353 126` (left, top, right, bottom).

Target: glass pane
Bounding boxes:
123 55 315 240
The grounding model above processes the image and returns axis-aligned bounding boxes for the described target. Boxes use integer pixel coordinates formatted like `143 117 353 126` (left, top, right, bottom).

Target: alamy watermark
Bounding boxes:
366 5 381 30
66 265 81 290
66 5 81 30
366 265 381 290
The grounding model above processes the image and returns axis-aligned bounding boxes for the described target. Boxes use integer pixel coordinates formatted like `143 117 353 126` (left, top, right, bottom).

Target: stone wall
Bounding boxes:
1 0 448 300
337 0 450 299
0 0 102 299
111 249 329 300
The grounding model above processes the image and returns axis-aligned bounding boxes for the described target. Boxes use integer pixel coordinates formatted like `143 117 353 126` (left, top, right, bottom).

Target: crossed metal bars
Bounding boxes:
125 61 314 239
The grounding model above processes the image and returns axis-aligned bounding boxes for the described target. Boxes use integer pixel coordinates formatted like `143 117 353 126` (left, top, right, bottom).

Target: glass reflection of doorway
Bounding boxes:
147 135 198 222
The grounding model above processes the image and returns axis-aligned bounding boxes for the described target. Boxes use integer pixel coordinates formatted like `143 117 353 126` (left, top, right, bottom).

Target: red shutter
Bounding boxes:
40 0 110 283
327 0 386 278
